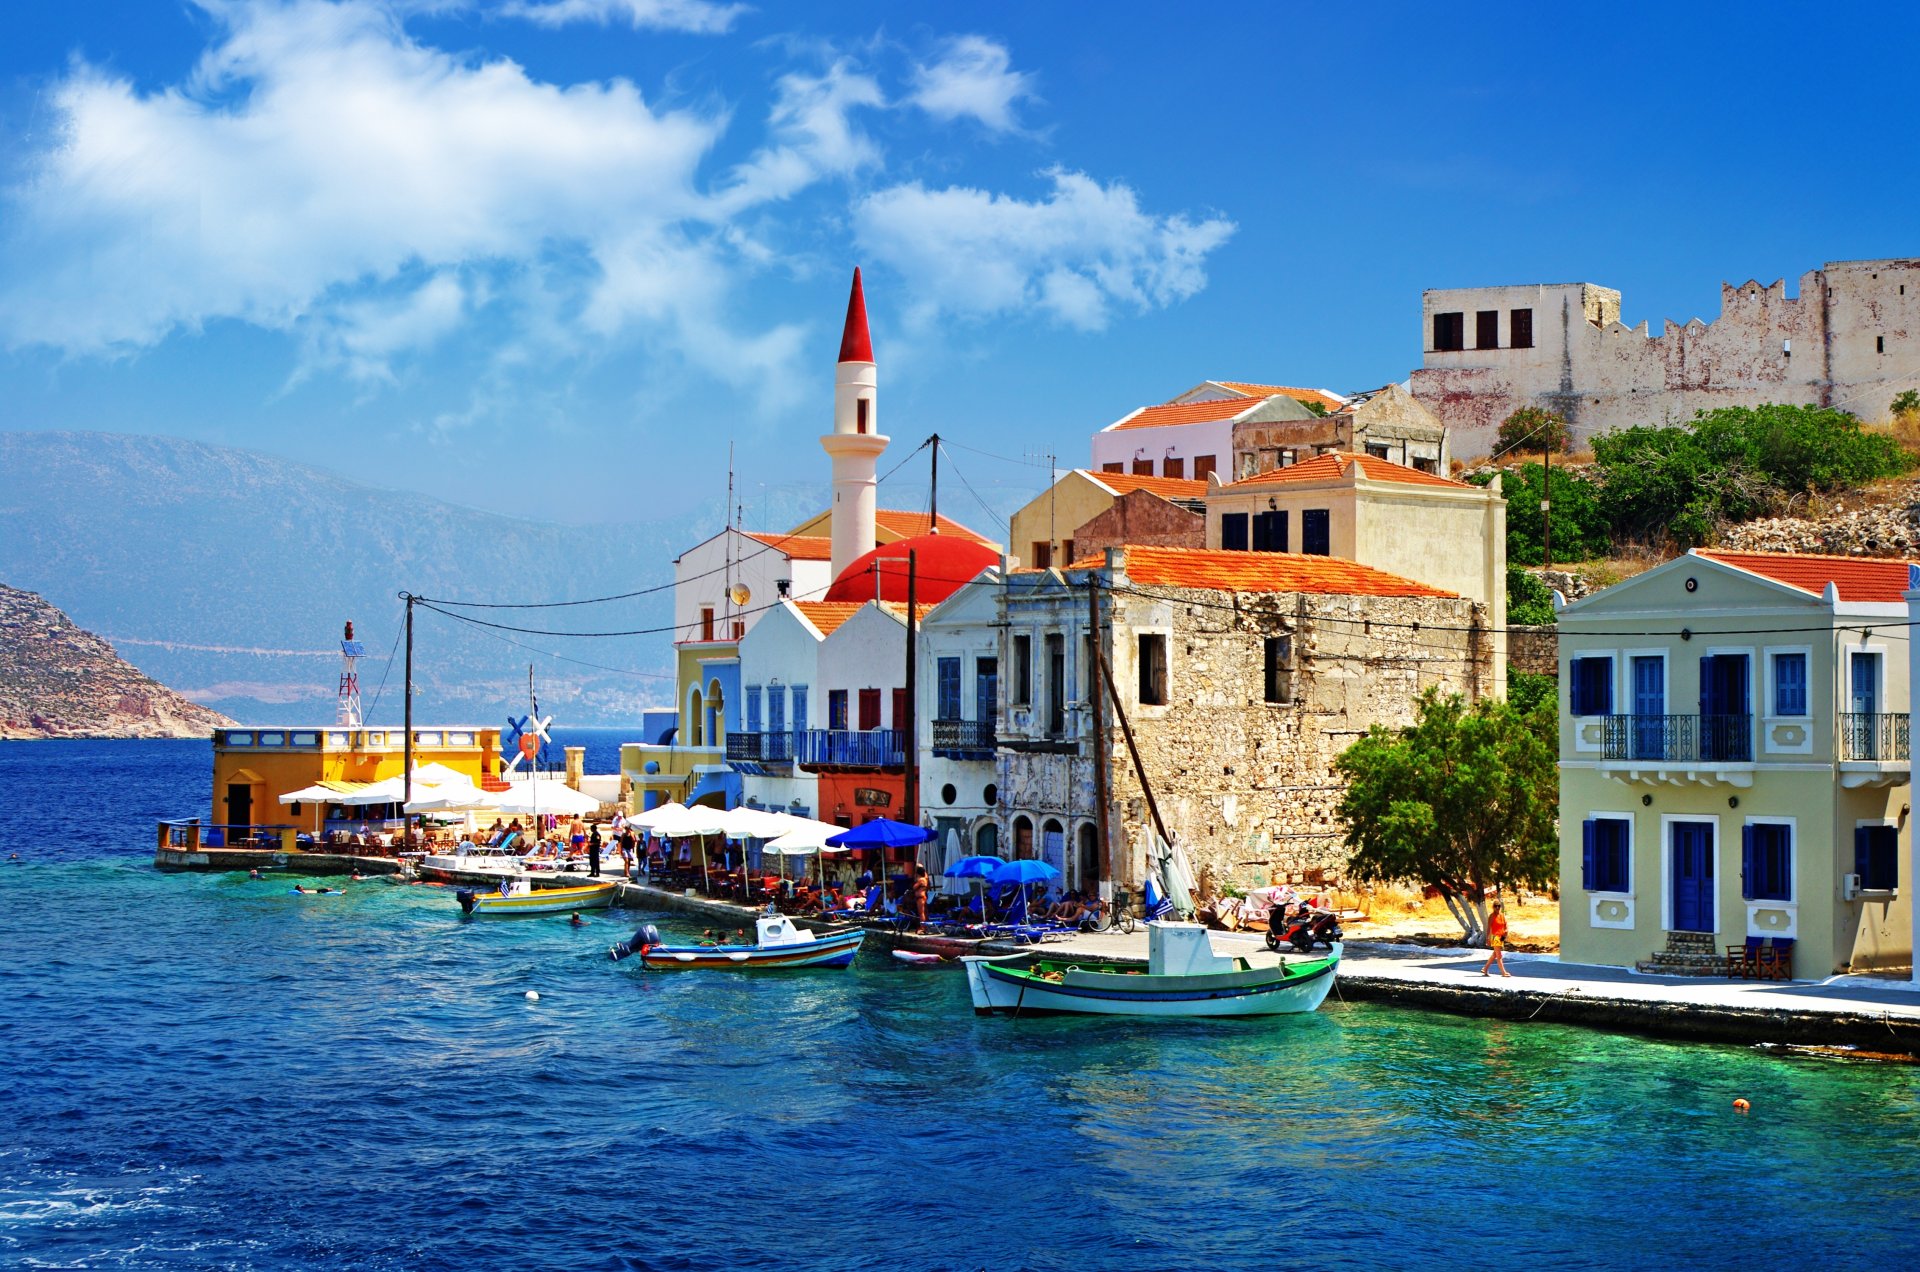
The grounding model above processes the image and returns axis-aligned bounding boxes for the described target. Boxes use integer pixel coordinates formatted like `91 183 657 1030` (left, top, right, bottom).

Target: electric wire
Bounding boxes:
361 603 407 718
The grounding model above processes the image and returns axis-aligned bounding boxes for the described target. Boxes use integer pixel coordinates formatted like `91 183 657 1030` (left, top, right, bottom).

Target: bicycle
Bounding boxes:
1097 886 1137 935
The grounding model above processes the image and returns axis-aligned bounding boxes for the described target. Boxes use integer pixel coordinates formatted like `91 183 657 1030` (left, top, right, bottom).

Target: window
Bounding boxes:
1301 509 1331 556
1856 825 1899 891
1581 818 1630 893
1771 652 1808 717
1433 311 1465 351
1193 455 1217 481
1102 461 1124 473
1138 633 1168 706
1365 443 1390 461
936 657 962 720
791 686 808 729
856 398 869 433
1030 541 1052 570
827 689 848 731
1045 633 1066 735
1132 458 1153 475
1164 457 1186 479
1742 823 1792 902
1412 456 1438 474
1476 310 1500 349
1253 509 1288 553
1569 656 1613 716
700 606 715 641
1014 816 1033 858
1877 336 1886 354
1012 635 1032 705
975 658 997 724
1220 513 1249 552
1510 308 1534 349
745 686 762 733
858 688 882 731
1062 539 1075 564
892 687 908 733
1264 636 1292 704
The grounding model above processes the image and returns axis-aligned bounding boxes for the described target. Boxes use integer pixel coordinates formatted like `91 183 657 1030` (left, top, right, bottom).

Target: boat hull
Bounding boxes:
963 948 1338 1018
639 927 865 970
459 882 617 916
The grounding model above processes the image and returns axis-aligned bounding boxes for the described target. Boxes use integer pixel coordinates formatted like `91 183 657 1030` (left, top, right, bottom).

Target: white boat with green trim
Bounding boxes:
963 922 1338 1018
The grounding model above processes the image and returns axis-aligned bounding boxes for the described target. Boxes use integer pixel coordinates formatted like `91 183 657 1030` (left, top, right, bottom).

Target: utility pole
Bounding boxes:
1542 435 1553 569
1087 575 1111 887
903 550 919 825
928 434 939 531
401 591 415 848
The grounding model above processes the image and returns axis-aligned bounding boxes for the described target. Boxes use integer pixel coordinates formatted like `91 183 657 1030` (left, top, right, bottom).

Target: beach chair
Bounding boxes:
1726 936 1763 979
1757 937 1795 981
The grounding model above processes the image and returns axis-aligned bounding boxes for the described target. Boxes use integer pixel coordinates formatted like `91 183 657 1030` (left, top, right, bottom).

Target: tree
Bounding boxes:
1494 406 1571 458
1506 564 1556 625
1472 463 1611 564
1336 688 1559 945
1893 389 1920 420
1507 669 1556 716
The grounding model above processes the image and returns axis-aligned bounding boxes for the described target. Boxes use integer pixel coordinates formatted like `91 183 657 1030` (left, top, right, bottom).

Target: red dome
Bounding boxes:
823 533 998 605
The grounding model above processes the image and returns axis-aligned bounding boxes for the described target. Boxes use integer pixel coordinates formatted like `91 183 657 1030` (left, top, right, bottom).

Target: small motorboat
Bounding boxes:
609 912 864 970
962 922 1338 1018
457 879 617 917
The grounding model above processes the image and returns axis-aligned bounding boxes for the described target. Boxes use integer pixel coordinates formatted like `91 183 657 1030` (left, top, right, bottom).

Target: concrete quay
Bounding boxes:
1042 927 1920 1054
155 846 405 877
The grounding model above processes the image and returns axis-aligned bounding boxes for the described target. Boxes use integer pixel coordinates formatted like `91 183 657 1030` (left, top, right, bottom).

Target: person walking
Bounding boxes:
1480 901 1512 977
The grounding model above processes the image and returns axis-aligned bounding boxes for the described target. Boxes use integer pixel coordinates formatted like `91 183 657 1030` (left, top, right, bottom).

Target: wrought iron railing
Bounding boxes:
1601 714 1752 763
932 718 997 755
796 728 904 769
725 732 794 764
1839 712 1911 762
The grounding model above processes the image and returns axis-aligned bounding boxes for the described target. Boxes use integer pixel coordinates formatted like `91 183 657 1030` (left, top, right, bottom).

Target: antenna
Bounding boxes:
337 619 364 726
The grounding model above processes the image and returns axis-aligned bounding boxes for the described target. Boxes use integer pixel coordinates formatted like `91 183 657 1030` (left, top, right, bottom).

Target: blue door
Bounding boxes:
1850 652 1880 759
1670 821 1714 932
1631 656 1664 759
1697 654 1751 762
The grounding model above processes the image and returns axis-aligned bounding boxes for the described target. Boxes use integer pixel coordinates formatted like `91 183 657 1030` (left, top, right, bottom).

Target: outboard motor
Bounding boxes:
456 887 477 915
609 923 662 962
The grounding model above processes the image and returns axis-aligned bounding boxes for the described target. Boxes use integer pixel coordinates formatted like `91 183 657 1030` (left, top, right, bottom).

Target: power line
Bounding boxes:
362 602 406 718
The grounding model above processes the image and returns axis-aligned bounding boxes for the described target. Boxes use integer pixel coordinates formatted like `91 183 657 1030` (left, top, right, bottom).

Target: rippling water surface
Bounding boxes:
4 740 1919 1270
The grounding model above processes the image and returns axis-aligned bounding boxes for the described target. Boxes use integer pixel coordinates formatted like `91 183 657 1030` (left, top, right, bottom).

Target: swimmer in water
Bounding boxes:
569 912 586 927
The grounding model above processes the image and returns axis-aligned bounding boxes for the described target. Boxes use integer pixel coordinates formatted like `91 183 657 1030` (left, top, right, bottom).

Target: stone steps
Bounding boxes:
1636 931 1728 977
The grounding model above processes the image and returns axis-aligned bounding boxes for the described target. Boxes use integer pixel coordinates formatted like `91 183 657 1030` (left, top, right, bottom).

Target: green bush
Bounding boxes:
1591 404 1910 548
1893 389 1920 419
1507 565 1556 626
1494 406 1571 457
1507 668 1557 715
1470 463 1611 565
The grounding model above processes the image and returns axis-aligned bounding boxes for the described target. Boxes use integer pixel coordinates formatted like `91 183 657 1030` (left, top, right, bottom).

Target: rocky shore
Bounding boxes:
0 583 232 739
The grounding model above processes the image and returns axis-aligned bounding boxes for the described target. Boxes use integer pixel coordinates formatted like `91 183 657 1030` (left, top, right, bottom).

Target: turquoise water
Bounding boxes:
4 741 1920 1270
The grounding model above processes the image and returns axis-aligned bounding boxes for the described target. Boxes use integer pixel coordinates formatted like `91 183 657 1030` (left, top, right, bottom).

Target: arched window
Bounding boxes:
1077 823 1100 891
1041 818 1064 875
975 822 998 858
689 688 704 747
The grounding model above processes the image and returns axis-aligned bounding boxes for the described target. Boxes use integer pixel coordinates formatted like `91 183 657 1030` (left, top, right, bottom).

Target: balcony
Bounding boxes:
932 718 997 760
797 728 904 771
1597 714 1753 787
725 731 794 774
1839 712 1911 788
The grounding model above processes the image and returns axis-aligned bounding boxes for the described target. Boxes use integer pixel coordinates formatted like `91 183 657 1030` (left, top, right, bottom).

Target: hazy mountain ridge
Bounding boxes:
1 431 829 725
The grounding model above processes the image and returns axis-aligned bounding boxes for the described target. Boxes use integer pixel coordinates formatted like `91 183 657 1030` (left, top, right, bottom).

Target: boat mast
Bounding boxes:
403 592 415 849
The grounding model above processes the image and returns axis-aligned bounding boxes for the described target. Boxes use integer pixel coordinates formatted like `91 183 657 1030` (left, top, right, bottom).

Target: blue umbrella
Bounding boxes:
988 859 1059 884
943 854 1004 880
826 818 937 849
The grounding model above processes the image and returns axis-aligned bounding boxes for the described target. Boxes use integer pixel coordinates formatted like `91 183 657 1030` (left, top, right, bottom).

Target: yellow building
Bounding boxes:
209 724 501 838
1007 469 1207 570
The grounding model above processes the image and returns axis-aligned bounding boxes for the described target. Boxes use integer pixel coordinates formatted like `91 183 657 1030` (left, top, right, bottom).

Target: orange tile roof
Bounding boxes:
1694 551 1920 603
1109 398 1262 431
1083 470 1210 499
1223 452 1468 491
793 601 866 635
875 509 992 544
1213 382 1347 412
743 531 835 560
1075 545 1457 598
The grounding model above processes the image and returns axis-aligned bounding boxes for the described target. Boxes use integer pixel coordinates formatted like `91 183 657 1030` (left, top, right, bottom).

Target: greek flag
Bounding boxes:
1143 873 1173 921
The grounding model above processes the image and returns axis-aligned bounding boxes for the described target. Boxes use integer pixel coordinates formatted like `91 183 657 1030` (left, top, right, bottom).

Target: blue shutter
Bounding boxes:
1581 819 1596 892
1741 824 1754 902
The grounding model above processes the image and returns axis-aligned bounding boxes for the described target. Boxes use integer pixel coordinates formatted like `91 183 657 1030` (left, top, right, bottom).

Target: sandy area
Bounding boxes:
1332 890 1561 952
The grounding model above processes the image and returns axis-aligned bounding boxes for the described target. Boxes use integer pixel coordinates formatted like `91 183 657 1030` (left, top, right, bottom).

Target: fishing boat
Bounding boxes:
962 922 1338 1018
609 912 864 970
456 878 617 916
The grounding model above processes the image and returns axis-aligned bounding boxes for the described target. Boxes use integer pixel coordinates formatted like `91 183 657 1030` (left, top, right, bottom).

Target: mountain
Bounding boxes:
0 583 234 738
0 431 828 726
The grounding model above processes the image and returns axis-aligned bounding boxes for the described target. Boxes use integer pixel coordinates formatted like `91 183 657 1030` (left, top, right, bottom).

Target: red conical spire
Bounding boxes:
837 267 873 363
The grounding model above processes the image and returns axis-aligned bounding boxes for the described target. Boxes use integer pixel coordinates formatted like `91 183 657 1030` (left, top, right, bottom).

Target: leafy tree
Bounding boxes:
1302 399 1329 417
1506 565 1556 625
1336 688 1559 945
1470 463 1611 564
1507 669 1556 716
1494 406 1571 458
1893 389 1920 419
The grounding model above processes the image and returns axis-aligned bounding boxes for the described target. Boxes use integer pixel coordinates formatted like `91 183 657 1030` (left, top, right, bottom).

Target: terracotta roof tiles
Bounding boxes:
1213 382 1348 412
792 601 866 636
1083 470 1210 499
1693 550 1920 604
1067 545 1458 598
743 532 835 560
875 509 992 544
1109 398 1261 431
1222 452 1468 491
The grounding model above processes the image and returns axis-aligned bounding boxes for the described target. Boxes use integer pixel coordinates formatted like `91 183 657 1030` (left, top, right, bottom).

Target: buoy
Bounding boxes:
1732 1098 1750 1112
525 990 540 1002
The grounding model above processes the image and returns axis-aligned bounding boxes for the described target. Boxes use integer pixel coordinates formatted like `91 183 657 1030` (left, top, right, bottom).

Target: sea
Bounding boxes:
4 738 1920 1271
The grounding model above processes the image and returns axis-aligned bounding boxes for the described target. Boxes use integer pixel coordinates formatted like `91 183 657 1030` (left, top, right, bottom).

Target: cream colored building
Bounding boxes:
1559 550 1913 978
1007 469 1206 571
1203 453 1507 696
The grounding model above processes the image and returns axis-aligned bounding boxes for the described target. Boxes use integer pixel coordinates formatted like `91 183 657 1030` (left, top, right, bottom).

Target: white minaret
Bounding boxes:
821 267 888 579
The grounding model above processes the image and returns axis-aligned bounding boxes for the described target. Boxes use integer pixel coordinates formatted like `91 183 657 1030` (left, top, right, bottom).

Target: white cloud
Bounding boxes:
498 0 748 34
300 269 468 382
855 169 1235 331
714 57 885 213
907 35 1035 133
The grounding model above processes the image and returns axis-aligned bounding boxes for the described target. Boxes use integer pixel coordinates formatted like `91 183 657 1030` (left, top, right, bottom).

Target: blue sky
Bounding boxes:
4 0 1917 529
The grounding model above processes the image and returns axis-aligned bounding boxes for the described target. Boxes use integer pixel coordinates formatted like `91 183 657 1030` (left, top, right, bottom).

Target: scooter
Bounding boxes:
1265 904 1342 953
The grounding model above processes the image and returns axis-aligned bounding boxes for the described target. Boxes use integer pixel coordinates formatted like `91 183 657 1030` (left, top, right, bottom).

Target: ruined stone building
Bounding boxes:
1410 257 1920 456
1232 382 1449 478
994 546 1494 900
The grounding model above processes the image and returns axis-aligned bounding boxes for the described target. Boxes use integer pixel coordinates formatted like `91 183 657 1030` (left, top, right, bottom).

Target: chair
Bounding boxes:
1726 936 1762 979
1757 937 1795 982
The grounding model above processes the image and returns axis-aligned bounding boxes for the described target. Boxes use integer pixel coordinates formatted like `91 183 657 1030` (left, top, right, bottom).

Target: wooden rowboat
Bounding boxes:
963 922 1338 1018
457 879 617 917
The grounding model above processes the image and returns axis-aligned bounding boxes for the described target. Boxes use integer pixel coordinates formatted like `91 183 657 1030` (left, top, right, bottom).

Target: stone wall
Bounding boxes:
1072 490 1203 562
1100 583 1491 895
1718 501 1920 557
1508 624 1558 677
